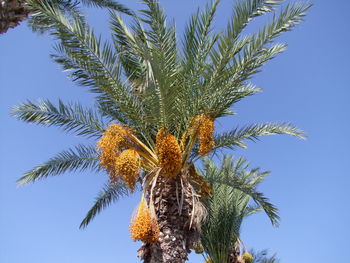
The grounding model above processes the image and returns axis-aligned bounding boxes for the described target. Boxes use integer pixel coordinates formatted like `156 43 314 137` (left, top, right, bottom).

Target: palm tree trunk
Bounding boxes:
0 0 30 34
138 172 202 263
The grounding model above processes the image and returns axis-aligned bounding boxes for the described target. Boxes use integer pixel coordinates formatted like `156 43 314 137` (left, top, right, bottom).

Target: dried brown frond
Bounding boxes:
192 195 208 230
189 163 212 198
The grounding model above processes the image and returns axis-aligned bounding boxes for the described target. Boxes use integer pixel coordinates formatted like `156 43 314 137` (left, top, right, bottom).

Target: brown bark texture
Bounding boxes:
138 170 203 263
0 0 30 34
228 244 241 263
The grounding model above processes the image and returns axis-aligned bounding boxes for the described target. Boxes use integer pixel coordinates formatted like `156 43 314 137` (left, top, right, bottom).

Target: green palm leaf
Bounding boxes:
200 1 311 117
205 0 283 89
181 0 220 80
251 249 280 263
17 145 100 185
110 12 147 89
28 0 148 132
214 122 305 151
80 182 130 228
178 0 220 123
201 155 279 226
80 0 134 15
138 0 180 129
12 100 106 138
27 0 133 33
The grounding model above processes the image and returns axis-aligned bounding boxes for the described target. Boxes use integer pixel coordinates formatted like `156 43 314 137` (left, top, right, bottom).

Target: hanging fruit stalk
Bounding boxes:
130 195 160 243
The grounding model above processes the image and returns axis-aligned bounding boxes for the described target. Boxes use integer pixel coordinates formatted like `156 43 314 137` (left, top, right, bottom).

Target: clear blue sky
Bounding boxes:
1 0 349 262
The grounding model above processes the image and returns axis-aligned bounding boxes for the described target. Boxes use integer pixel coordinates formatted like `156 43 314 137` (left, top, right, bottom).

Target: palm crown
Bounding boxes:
12 0 309 262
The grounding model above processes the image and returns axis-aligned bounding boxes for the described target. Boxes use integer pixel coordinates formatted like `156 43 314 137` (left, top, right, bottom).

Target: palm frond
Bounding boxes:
80 0 134 15
251 249 280 263
137 0 181 130
228 0 283 38
177 0 220 125
29 0 120 95
80 182 130 228
206 0 282 87
96 99 131 125
214 123 305 151
209 174 279 226
205 82 263 118
17 145 100 185
199 1 311 117
202 155 279 226
222 2 311 82
110 12 147 88
111 6 187 136
181 0 219 79
12 100 106 138
31 0 151 136
243 204 264 217
27 0 79 33
27 0 133 33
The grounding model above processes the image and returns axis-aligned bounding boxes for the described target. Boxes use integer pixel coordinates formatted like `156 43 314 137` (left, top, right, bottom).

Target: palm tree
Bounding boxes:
0 0 132 34
12 0 310 262
198 156 278 263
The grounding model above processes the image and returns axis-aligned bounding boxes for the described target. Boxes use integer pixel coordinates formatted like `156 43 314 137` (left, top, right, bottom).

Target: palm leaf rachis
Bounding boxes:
12 0 310 263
